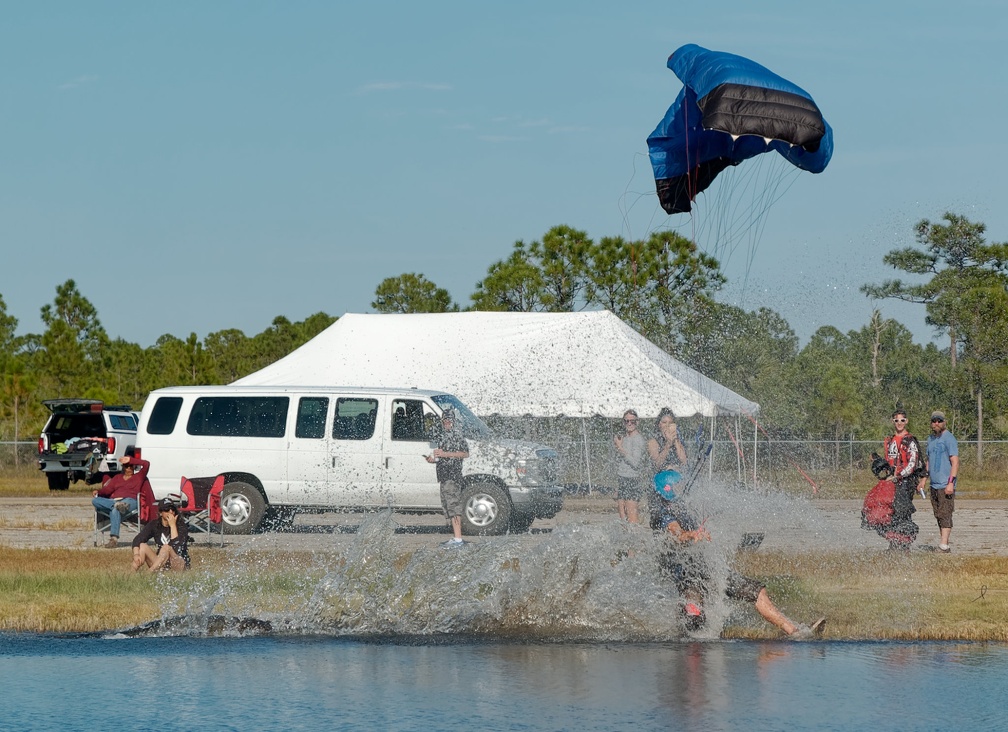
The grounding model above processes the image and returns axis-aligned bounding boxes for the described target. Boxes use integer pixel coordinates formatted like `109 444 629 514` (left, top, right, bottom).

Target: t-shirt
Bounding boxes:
651 434 686 472
436 430 468 484
655 497 699 533
615 431 647 478
927 430 959 487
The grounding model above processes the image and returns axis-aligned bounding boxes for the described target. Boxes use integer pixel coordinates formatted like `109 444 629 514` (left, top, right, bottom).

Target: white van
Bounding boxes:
135 385 563 535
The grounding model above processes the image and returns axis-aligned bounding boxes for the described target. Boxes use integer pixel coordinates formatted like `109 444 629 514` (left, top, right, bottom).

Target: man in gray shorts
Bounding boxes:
427 409 470 548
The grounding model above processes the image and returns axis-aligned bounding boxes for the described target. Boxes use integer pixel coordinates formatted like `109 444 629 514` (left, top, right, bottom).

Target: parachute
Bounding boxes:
647 44 833 215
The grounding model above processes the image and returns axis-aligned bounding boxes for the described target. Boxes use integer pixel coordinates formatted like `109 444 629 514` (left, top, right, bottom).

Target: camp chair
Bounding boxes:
94 493 141 547
179 475 226 546
93 481 156 547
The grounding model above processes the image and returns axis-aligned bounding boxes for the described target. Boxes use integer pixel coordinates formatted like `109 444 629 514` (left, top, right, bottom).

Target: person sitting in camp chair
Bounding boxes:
652 471 825 639
131 496 190 572
92 452 152 549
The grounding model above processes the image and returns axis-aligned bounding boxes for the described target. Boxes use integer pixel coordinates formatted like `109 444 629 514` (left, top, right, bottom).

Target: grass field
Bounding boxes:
2 545 1007 639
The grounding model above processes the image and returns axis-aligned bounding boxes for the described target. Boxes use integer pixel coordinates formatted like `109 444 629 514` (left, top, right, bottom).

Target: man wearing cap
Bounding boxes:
131 495 190 571
653 475 825 639
426 409 470 547
921 411 959 553
91 454 151 549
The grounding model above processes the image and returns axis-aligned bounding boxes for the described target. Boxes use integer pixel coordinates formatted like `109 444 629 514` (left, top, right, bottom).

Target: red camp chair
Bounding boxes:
93 476 156 546
178 475 225 546
94 491 141 547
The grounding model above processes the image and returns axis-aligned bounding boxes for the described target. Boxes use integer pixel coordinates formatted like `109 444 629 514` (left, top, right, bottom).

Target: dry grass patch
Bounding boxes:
4 544 1008 639
0 517 92 531
727 549 1008 641
0 547 338 632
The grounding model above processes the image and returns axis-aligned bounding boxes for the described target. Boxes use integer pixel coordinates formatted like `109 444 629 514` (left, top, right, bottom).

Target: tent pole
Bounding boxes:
753 415 758 486
581 417 593 495
735 415 742 482
709 414 715 480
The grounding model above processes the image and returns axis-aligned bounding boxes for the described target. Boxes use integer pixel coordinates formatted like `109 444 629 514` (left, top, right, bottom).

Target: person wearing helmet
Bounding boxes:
654 474 825 639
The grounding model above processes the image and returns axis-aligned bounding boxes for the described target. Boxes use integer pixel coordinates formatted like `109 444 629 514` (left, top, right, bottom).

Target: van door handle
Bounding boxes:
332 457 336 468
385 457 391 469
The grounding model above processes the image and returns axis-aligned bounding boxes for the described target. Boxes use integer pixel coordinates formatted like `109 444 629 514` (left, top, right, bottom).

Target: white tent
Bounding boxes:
234 311 758 419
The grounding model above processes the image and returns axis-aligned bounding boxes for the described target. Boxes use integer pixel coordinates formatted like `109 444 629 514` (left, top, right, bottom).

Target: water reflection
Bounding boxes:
2 636 1006 730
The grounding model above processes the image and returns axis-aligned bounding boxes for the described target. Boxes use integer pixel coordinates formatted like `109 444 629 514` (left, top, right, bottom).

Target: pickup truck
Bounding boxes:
37 399 140 491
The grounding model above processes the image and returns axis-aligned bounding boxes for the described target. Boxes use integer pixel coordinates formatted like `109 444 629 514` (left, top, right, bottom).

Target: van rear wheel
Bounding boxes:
220 481 266 534
460 481 511 536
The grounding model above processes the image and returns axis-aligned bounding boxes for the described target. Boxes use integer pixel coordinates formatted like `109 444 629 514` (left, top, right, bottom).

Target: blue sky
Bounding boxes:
3 1 1006 347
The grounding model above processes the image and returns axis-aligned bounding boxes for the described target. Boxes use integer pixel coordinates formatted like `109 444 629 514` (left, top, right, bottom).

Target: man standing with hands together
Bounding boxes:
921 411 959 553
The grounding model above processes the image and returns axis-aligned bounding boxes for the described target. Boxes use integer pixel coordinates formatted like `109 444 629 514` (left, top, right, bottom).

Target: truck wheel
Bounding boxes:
460 481 511 537
47 473 70 491
219 481 266 534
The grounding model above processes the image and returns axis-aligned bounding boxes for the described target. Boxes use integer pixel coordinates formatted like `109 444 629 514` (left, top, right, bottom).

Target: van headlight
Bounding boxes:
516 449 559 486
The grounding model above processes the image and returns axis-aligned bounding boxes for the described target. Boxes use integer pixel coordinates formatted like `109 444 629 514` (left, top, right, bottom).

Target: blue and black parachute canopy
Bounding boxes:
647 44 833 215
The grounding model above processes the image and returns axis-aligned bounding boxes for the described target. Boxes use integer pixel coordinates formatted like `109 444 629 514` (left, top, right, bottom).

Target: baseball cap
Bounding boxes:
931 411 946 422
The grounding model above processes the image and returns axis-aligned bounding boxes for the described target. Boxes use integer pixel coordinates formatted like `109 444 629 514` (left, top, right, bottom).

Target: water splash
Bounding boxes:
122 480 859 640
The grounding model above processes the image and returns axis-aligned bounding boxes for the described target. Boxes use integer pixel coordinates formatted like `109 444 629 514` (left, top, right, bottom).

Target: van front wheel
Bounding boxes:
220 482 266 534
461 482 511 536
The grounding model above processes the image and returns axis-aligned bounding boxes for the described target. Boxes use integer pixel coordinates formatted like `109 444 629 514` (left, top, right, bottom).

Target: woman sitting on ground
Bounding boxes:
131 496 190 572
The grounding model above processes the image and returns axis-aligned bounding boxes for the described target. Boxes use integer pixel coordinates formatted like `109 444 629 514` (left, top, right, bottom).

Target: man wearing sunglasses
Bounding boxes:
921 411 959 553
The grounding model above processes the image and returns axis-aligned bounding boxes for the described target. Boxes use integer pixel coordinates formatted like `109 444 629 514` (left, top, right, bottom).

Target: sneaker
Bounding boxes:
938 544 951 553
114 501 131 514
790 617 827 640
104 538 118 549
790 624 813 639
440 538 466 548
810 616 827 637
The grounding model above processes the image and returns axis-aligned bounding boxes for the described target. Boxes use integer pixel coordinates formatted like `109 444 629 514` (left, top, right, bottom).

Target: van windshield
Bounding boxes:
431 395 492 440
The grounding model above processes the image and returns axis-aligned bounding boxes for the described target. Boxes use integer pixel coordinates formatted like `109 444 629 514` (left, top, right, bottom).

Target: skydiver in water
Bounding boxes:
652 474 826 639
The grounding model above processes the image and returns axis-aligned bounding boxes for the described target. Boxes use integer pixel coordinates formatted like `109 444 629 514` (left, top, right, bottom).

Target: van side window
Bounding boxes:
391 399 433 441
332 398 378 440
296 397 329 439
146 397 184 435
187 397 289 438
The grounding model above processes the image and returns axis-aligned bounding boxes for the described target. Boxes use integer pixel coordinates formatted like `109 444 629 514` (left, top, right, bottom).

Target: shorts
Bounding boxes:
724 570 764 603
440 479 463 519
616 476 645 501
659 553 764 605
930 488 955 528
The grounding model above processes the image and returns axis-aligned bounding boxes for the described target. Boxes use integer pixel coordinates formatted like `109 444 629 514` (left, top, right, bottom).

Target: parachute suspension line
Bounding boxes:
685 153 802 294
682 90 699 254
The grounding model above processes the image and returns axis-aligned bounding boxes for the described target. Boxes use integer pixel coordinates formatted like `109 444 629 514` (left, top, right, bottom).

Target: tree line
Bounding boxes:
3 212 1006 464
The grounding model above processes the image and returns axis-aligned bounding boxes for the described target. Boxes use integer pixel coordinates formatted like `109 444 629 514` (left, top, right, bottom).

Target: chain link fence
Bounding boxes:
5 434 1005 490
0 441 38 471
534 433 1008 494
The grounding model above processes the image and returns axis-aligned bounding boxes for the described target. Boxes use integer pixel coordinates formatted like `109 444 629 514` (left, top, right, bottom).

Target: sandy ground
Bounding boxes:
1 494 1005 556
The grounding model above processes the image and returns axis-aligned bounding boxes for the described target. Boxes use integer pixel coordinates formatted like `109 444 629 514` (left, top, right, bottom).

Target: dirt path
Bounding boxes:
2 495 1005 556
